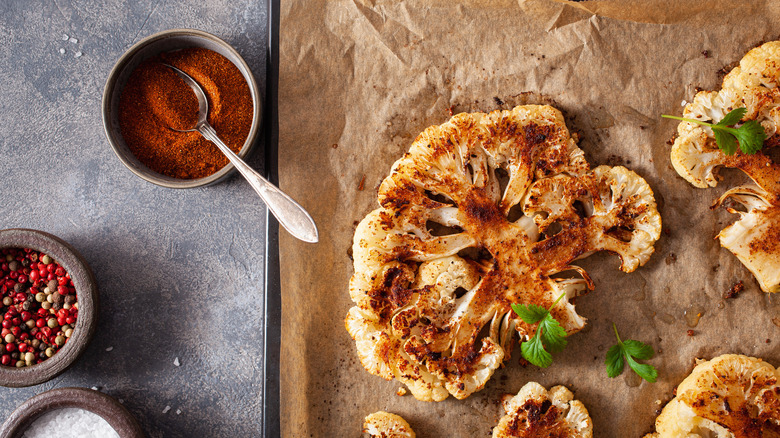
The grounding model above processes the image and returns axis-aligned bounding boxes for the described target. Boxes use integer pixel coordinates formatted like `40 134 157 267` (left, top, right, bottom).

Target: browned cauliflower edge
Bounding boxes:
363 411 416 438
492 382 593 438
347 105 661 401
644 354 780 437
669 40 780 293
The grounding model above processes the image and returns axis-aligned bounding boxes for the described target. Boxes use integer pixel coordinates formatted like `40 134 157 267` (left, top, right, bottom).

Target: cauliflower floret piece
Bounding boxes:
363 411 416 438
492 382 592 438
646 354 780 437
668 40 780 293
347 105 661 401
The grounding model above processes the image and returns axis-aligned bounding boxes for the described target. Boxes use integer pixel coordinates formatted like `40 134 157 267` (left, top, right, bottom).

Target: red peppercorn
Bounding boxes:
65 316 76 325
57 316 66 326
46 264 54 273
17 343 27 353
35 319 45 328
1 320 11 329
55 267 65 277
16 274 26 283
11 326 21 337
14 292 25 302
37 308 47 318
5 343 15 352
0 355 9 366
18 333 28 341
11 317 20 326
20 311 31 322
46 273 54 281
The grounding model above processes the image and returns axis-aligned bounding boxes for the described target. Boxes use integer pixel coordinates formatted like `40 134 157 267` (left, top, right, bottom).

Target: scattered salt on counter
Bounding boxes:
162 405 171 414
61 34 69 41
173 357 180 366
23 408 119 438
75 51 83 58
176 409 181 415
58 48 65 54
69 37 78 44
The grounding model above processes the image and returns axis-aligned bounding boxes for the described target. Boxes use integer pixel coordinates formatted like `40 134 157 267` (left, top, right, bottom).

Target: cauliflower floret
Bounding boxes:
347 105 661 401
492 382 593 438
668 40 780 293
646 354 780 437
363 411 416 438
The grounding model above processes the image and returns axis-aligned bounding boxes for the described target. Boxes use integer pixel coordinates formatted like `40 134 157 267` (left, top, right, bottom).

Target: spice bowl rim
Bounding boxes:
102 28 262 189
0 228 98 388
0 387 144 438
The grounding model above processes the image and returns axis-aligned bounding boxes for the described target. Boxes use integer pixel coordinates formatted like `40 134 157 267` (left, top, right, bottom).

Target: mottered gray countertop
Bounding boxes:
0 1 270 436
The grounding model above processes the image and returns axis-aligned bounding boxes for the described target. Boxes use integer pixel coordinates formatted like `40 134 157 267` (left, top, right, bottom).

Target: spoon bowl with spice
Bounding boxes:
164 64 318 243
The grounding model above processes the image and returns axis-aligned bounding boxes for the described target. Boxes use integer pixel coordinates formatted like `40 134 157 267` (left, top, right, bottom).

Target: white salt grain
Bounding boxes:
23 407 119 438
58 48 65 55
91 386 99 391
176 409 181 415
105 346 113 352
173 357 180 366
74 51 82 58
162 405 171 414
69 37 78 44
61 34 69 41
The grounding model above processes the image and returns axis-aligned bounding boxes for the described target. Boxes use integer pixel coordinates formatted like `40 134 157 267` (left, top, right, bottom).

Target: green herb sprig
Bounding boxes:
511 293 567 368
605 323 658 383
662 107 766 155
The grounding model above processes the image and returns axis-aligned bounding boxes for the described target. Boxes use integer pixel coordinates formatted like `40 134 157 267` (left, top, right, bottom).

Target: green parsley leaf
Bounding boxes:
605 323 658 383
521 332 553 368
621 339 654 360
717 107 746 126
732 120 767 155
510 303 548 324
626 356 659 383
713 129 738 155
605 344 625 378
662 107 766 155
512 293 567 368
539 314 568 354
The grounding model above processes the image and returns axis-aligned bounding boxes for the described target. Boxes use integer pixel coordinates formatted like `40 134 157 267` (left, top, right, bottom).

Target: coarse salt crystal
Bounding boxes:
74 51 82 58
69 37 78 44
58 48 65 54
162 405 171 414
23 407 119 438
62 34 69 41
105 346 113 352
173 357 180 366
176 409 181 415
91 386 99 391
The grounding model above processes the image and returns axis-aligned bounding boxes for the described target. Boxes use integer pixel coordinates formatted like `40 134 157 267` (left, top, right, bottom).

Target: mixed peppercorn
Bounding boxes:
0 247 78 367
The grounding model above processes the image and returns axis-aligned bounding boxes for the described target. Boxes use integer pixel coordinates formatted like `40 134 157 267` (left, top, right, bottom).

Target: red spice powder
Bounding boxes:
118 48 253 179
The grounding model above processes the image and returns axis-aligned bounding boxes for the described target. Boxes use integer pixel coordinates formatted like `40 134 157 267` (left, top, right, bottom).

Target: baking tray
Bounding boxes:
262 0 281 435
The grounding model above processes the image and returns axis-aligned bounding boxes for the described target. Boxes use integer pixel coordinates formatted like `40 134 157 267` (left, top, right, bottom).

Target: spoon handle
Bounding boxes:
198 123 319 243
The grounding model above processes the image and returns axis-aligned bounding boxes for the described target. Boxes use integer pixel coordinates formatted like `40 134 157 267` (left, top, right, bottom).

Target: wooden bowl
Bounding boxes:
0 387 144 438
0 229 98 387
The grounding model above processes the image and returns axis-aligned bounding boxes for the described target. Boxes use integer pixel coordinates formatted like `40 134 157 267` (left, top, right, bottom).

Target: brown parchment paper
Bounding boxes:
278 1 780 436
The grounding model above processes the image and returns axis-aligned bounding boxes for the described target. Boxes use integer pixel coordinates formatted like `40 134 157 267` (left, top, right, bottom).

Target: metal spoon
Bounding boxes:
164 64 318 243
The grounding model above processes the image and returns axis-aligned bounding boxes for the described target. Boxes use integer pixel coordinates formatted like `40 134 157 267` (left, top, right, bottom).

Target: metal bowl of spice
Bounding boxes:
0 387 143 438
102 29 262 188
0 229 98 387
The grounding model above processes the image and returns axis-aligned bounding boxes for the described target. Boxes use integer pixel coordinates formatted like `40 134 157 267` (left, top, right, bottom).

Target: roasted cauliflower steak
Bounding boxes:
670 40 780 293
363 411 416 438
492 382 593 438
645 354 780 438
347 105 661 401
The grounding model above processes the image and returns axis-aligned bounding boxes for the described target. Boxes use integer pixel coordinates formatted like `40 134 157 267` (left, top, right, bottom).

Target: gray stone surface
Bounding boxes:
0 1 269 436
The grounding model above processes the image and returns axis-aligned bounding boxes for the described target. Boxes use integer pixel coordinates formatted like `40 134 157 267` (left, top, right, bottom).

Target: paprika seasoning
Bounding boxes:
118 48 253 180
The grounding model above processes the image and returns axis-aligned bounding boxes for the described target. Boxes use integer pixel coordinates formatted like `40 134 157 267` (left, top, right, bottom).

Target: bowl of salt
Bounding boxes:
0 387 144 438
